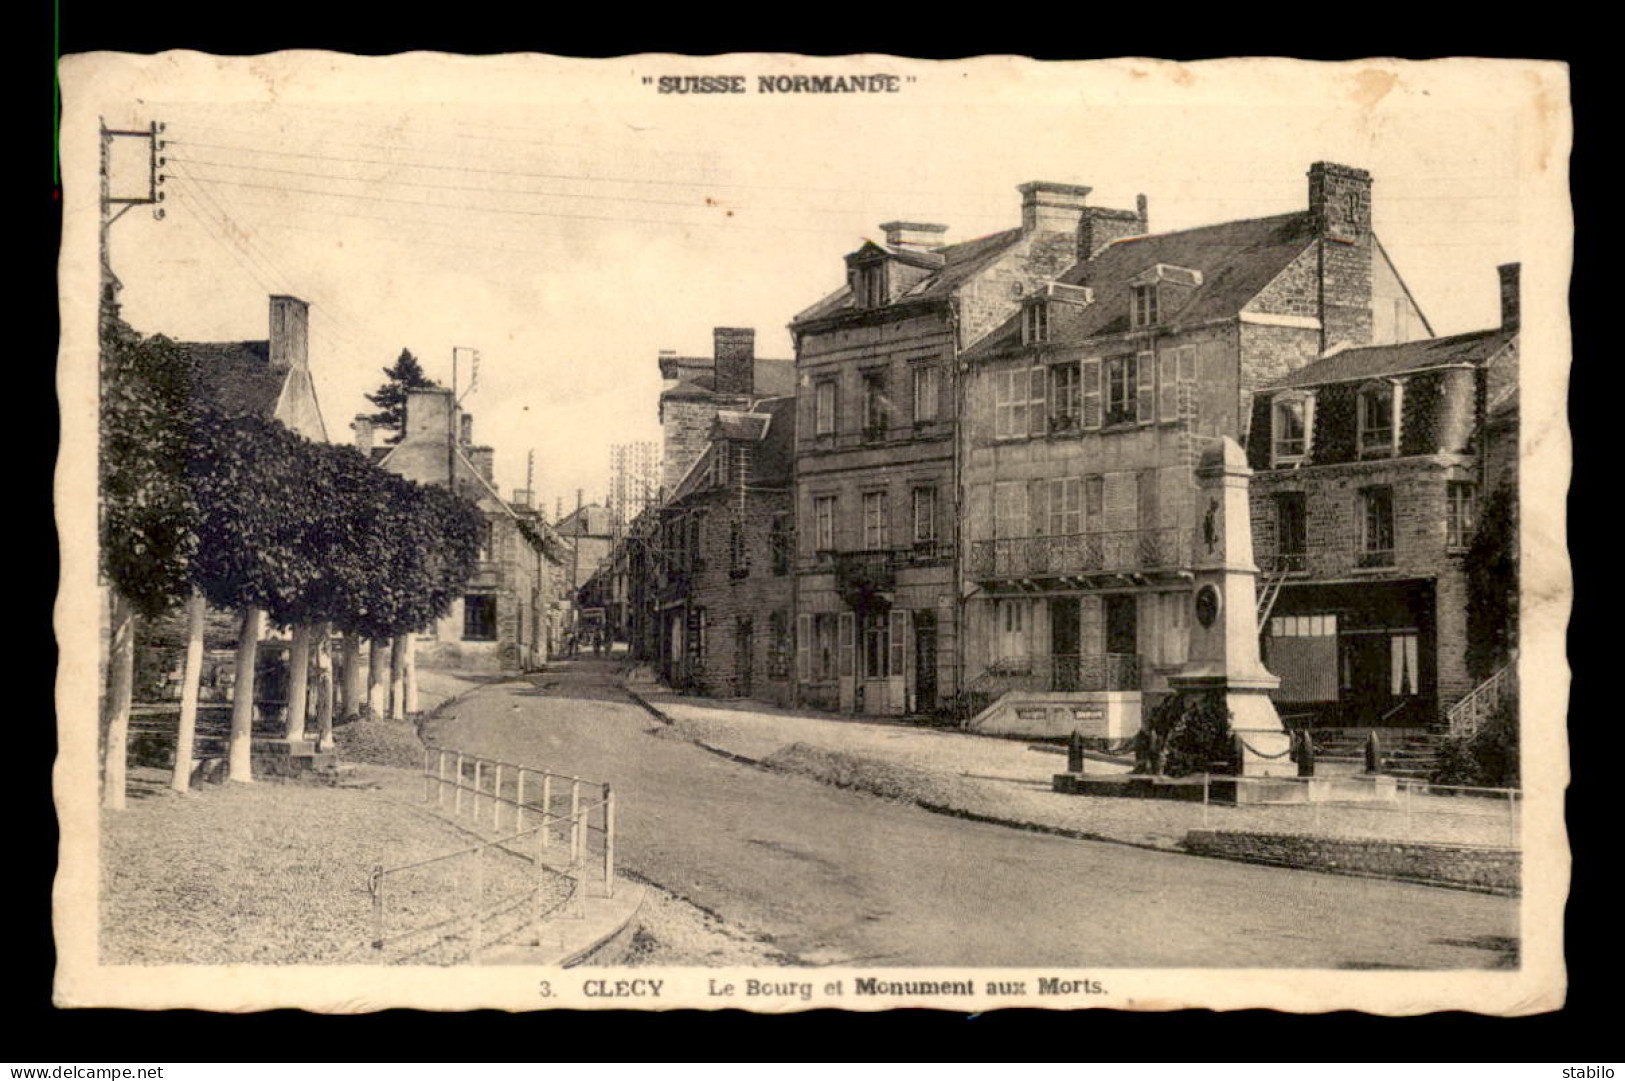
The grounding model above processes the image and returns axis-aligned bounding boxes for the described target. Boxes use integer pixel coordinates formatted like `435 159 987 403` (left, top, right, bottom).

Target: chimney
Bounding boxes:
1308 162 1372 243
880 221 949 252
1498 263 1520 329
513 488 532 508
468 446 495 483
404 386 455 443
713 327 755 397
1018 181 1092 235
268 295 309 371
351 415 374 455
1077 201 1149 259
460 413 474 445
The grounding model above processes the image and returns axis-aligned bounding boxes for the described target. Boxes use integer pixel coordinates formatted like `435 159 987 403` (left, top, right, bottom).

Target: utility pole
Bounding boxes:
99 118 166 332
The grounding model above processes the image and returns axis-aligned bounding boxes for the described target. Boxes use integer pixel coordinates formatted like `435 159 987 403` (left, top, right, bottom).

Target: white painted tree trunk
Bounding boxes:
284 623 312 740
103 590 135 811
367 637 389 717
389 634 408 720
170 589 206 794
339 632 362 719
316 622 336 752
227 606 264 783
404 635 419 715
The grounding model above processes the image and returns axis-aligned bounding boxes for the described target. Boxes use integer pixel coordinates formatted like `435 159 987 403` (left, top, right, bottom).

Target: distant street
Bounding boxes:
424 659 1518 969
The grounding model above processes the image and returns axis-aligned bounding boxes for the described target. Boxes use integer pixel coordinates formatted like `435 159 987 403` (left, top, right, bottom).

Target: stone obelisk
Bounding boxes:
1168 437 1292 777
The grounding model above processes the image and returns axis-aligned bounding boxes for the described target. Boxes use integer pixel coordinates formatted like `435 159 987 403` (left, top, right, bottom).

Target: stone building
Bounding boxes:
659 327 794 495
1246 263 1519 729
789 183 1169 716
955 163 1433 735
365 388 569 671
182 294 330 443
653 396 796 705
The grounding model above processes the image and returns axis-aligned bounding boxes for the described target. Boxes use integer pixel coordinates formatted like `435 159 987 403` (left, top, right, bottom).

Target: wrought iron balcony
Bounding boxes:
968 528 1189 582
968 653 1141 696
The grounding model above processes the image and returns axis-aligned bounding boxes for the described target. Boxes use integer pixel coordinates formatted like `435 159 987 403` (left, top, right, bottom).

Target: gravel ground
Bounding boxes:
646 694 1520 850
101 763 567 966
605 880 798 968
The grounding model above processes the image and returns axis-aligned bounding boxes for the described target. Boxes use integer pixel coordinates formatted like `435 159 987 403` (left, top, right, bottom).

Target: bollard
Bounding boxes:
541 774 553 849
603 783 616 898
437 749 448 808
492 763 504 830
1067 729 1084 774
516 769 527 832
454 753 465 814
1201 773 1210 828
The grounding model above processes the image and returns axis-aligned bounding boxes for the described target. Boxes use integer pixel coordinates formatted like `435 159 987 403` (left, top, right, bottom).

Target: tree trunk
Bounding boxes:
169 588 206 794
404 635 419 715
284 623 312 740
316 623 336 752
367 637 389 717
227 606 264 783
340 632 362 719
388 634 408 721
102 589 136 811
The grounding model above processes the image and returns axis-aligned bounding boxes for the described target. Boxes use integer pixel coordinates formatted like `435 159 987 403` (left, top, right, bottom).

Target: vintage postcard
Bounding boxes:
55 52 1571 1014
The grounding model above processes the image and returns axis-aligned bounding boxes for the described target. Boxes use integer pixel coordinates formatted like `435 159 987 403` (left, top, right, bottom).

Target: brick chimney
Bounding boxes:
352 415 374 455
404 386 455 443
268 295 309 371
1308 162 1375 351
468 446 495 484
880 221 948 252
713 327 755 397
1078 198 1149 259
460 413 474 445
1498 263 1520 329
1019 181 1092 235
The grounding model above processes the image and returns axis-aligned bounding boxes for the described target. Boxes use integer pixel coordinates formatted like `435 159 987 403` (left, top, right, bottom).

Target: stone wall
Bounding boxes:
1181 829 1519 894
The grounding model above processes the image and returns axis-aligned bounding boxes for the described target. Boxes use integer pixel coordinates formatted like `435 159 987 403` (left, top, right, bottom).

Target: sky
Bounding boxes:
92 56 1535 518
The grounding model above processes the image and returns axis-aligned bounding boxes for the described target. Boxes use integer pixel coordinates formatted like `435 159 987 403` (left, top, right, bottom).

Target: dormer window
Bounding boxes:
858 263 888 308
1131 284 1159 328
1358 380 1402 458
1023 301 1050 344
1271 393 1314 466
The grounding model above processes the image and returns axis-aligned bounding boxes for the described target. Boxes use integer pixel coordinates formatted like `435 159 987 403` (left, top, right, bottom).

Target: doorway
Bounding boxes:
913 609 938 713
1050 597 1080 691
1105 594 1138 657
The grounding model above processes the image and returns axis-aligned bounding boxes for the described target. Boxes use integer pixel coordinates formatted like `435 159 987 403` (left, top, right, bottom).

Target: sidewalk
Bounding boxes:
626 675 1518 853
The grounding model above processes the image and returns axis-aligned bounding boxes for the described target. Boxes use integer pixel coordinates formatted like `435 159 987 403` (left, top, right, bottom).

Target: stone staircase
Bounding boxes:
128 704 339 781
1306 727 1445 779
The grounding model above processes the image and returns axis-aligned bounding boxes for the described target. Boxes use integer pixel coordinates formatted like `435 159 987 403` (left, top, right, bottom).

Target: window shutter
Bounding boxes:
1138 469 1159 532
1029 478 1048 536
1390 379 1405 455
1178 346 1197 421
1082 359 1102 429
1158 350 1178 422
1029 367 1047 436
796 613 812 682
1085 475 1104 531
889 609 906 680
838 612 855 678
968 484 991 542
1136 351 1155 424
1104 471 1136 532
1303 393 1316 459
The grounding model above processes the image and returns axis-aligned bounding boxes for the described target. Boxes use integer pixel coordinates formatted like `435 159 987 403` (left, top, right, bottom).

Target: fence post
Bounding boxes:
516 769 527 832
603 782 616 898
454 752 465 815
423 747 433 803
570 777 582 867
437 749 447 808
532 821 547 946
473 759 484 821
470 846 484 961
492 763 504 830
370 864 384 952
542 774 553 849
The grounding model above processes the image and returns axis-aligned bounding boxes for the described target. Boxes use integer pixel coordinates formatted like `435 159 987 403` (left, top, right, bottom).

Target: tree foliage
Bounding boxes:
364 348 437 444
1466 479 1518 680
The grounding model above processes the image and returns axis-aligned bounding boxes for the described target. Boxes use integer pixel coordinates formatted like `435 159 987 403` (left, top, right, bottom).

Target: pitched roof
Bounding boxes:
1266 326 1517 389
182 340 286 419
711 410 770 443
965 212 1316 359
792 228 1024 325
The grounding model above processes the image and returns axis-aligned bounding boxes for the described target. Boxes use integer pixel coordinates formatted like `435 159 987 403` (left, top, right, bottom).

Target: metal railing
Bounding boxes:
361 748 616 964
1448 662 1517 738
968 653 1141 695
968 528 1189 580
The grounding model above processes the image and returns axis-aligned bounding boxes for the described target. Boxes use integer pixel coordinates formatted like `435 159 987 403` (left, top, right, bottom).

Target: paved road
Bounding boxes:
423 659 1518 969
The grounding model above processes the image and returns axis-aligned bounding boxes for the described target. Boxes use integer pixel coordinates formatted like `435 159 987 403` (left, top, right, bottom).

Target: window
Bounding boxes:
1358 381 1399 457
462 594 497 641
476 519 495 561
912 487 937 545
814 496 836 551
1446 482 1475 549
1275 492 1307 557
993 367 1046 439
911 364 939 424
815 379 836 436
1269 614 1338 638
861 610 892 679
1359 486 1395 566
1023 301 1049 344
814 613 838 679
863 372 888 438
1273 395 1312 463
1157 349 1178 422
1131 284 1159 327
994 481 1029 539
770 515 791 574
1049 362 1081 431
995 598 1029 662
1048 477 1082 536
1081 358 1102 429
1105 354 1138 426
768 610 791 678
862 490 890 550
1390 632 1420 696
858 264 887 308
1084 475 1104 531
729 518 748 577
